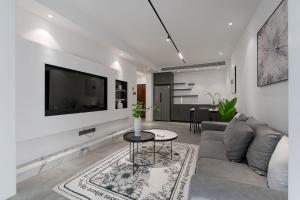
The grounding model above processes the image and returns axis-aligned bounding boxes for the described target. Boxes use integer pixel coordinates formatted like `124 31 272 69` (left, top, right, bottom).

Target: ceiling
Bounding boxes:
25 0 261 70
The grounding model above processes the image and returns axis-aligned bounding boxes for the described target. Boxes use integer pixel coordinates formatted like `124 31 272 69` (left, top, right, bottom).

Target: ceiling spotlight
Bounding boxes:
178 52 184 60
228 22 233 26
47 14 53 18
219 52 223 56
166 36 171 42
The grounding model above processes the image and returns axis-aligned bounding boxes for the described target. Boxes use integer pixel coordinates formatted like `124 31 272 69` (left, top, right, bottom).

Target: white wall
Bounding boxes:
230 0 288 132
136 72 153 122
173 69 227 104
145 73 154 121
0 0 16 199
289 0 300 199
137 73 146 84
16 8 137 165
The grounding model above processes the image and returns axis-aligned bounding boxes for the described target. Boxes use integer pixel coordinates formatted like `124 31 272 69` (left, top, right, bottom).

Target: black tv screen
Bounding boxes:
45 64 107 116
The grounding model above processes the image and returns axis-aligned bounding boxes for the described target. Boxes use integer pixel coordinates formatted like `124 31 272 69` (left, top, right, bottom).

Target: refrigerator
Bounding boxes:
154 85 171 121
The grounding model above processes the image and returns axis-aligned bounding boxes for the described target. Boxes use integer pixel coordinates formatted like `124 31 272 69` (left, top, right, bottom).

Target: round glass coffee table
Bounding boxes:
123 131 155 174
144 129 178 160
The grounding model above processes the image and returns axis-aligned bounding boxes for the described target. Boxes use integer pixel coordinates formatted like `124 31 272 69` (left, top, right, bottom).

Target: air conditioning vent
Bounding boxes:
161 61 226 72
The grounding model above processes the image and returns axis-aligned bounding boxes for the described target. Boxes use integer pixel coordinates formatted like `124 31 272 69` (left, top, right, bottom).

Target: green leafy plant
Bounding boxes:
218 97 237 122
132 102 159 118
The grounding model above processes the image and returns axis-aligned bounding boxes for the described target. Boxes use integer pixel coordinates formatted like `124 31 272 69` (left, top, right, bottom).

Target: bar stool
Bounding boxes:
194 108 210 133
189 108 195 132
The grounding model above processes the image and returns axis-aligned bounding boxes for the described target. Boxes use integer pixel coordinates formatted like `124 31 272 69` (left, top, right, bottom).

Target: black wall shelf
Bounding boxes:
116 80 128 109
173 95 198 98
174 83 186 85
174 82 195 86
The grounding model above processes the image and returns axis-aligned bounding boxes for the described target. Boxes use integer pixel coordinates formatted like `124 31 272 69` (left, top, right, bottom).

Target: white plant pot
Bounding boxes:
134 117 142 137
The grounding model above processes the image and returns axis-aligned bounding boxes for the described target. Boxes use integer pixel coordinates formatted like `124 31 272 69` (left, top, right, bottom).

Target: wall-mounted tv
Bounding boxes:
45 64 107 116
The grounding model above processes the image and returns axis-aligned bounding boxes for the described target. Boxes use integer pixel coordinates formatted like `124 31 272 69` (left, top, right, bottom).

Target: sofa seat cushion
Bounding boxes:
196 158 268 188
201 130 224 142
198 140 228 161
188 174 287 200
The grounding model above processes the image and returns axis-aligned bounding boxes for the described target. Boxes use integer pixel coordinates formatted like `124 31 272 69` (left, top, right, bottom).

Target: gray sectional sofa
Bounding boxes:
189 118 288 200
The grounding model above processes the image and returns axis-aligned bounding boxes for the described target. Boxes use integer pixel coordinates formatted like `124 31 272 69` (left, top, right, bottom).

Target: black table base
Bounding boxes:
128 141 156 175
154 141 173 160
124 130 178 175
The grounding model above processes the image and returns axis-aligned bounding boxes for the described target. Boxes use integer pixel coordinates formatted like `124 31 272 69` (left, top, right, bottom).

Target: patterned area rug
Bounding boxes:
53 142 199 200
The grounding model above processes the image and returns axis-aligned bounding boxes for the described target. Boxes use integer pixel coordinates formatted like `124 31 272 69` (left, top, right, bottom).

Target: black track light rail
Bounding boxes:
147 0 186 63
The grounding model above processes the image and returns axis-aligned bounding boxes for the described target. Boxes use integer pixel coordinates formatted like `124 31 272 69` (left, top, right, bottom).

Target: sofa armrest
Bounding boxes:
188 174 287 200
201 121 228 132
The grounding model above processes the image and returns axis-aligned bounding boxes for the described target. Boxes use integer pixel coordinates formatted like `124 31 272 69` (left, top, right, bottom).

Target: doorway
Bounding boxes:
137 84 146 118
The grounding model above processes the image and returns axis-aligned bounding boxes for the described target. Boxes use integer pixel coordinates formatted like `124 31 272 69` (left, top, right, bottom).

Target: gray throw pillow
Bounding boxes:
246 117 267 131
224 119 254 162
234 113 249 121
246 126 282 176
267 135 288 191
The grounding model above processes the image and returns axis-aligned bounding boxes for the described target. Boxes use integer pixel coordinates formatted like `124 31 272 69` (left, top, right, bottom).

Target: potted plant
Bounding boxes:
218 97 237 122
132 102 158 137
203 91 221 108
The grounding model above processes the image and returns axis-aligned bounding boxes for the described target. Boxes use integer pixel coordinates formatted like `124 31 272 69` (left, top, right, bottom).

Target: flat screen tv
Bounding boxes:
45 64 107 116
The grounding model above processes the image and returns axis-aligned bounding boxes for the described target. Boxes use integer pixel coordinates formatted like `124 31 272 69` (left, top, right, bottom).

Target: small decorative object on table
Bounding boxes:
218 97 237 122
203 91 221 109
132 102 159 137
134 117 142 137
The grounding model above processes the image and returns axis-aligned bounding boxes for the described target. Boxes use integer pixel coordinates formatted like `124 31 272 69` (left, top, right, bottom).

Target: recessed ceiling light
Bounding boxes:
48 14 53 18
219 52 223 56
166 36 171 42
228 22 233 26
177 70 181 73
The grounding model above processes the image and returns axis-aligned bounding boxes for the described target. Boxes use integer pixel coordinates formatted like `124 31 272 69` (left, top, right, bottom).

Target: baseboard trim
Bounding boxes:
17 128 132 183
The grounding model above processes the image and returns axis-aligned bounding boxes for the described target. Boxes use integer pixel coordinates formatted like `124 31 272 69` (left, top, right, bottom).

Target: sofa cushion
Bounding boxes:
234 113 249 121
201 130 224 142
198 140 228 161
201 121 228 132
246 126 282 175
188 174 287 200
268 135 288 192
246 117 267 131
196 158 268 187
224 119 254 162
